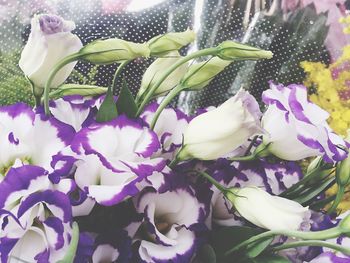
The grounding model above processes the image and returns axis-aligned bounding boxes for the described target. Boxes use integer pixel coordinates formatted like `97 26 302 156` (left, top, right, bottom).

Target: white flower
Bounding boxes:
180 90 262 160
138 51 188 97
261 82 348 162
227 186 310 231
19 14 82 88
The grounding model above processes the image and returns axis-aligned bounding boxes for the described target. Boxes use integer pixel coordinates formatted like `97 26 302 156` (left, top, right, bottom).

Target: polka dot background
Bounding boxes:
0 0 342 112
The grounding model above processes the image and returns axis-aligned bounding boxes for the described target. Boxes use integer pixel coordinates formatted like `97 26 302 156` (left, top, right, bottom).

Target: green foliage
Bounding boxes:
116 79 138 118
0 52 34 106
96 87 118 123
210 226 286 263
197 244 217 263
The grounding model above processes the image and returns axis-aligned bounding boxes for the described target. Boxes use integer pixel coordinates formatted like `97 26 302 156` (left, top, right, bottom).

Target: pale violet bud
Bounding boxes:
226 187 310 231
217 41 273 61
19 14 83 88
181 57 231 90
148 29 195 56
80 38 150 64
139 51 188 97
179 89 262 160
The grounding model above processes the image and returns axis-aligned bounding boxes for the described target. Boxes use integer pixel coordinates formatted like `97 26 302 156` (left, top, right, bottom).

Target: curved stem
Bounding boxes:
111 60 130 90
197 171 228 193
136 47 218 116
168 155 181 169
230 154 256 161
43 53 82 116
150 84 185 130
57 221 79 263
225 227 342 256
327 186 345 215
271 240 350 255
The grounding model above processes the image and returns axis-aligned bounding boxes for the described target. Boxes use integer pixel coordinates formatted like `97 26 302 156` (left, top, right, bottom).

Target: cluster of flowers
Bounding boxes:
1 14 350 263
1 84 350 262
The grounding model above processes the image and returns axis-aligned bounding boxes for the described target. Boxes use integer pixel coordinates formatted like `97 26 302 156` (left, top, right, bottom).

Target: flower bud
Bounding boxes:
217 41 273 61
148 29 195 56
19 14 83 88
339 213 350 236
139 51 188 97
336 153 350 187
80 39 150 64
180 89 262 160
227 186 310 231
180 57 231 90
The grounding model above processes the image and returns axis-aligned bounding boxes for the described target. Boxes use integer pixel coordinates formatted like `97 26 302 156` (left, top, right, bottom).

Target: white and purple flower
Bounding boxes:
262 82 348 162
0 103 75 177
0 165 74 262
131 183 209 263
141 102 190 160
19 14 82 88
180 89 262 160
48 95 97 132
207 159 303 227
67 115 166 206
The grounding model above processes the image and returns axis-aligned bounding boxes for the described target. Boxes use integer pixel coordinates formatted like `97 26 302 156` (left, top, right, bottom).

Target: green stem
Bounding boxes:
136 47 218 116
197 171 228 193
230 154 257 161
168 156 181 168
43 53 82 116
225 227 342 256
327 186 345 214
150 84 186 129
271 240 350 255
57 222 80 263
111 60 130 90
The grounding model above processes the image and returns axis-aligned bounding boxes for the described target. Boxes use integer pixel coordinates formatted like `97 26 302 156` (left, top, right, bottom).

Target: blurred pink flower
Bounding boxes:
100 0 131 14
282 0 350 61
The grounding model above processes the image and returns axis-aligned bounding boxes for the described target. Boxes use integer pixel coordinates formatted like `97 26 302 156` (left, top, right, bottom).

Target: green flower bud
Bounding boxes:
148 29 195 56
336 153 350 187
217 41 273 61
139 51 188 97
49 84 107 99
79 39 150 64
180 57 231 90
339 214 350 236
306 156 323 174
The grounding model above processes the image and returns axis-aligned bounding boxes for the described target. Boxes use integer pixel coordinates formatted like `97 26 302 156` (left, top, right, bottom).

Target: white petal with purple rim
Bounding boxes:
262 83 348 162
70 116 165 205
92 244 120 263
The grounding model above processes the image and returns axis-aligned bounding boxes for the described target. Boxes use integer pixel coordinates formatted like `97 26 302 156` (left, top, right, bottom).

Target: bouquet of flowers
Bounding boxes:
1 14 350 263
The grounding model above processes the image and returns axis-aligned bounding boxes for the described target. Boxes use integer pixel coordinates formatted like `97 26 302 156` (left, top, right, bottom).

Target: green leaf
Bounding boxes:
57 222 80 263
294 177 335 205
49 84 107 100
246 237 274 258
116 79 138 118
197 244 217 263
96 87 118 122
211 226 263 262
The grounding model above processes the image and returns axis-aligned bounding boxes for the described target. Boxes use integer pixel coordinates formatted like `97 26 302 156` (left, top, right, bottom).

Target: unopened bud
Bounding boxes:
148 29 195 56
80 39 150 64
217 41 273 61
181 57 231 90
139 51 187 97
336 153 350 187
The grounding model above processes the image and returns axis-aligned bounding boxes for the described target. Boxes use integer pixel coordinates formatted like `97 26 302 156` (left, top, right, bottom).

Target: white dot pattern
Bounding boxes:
0 0 340 111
